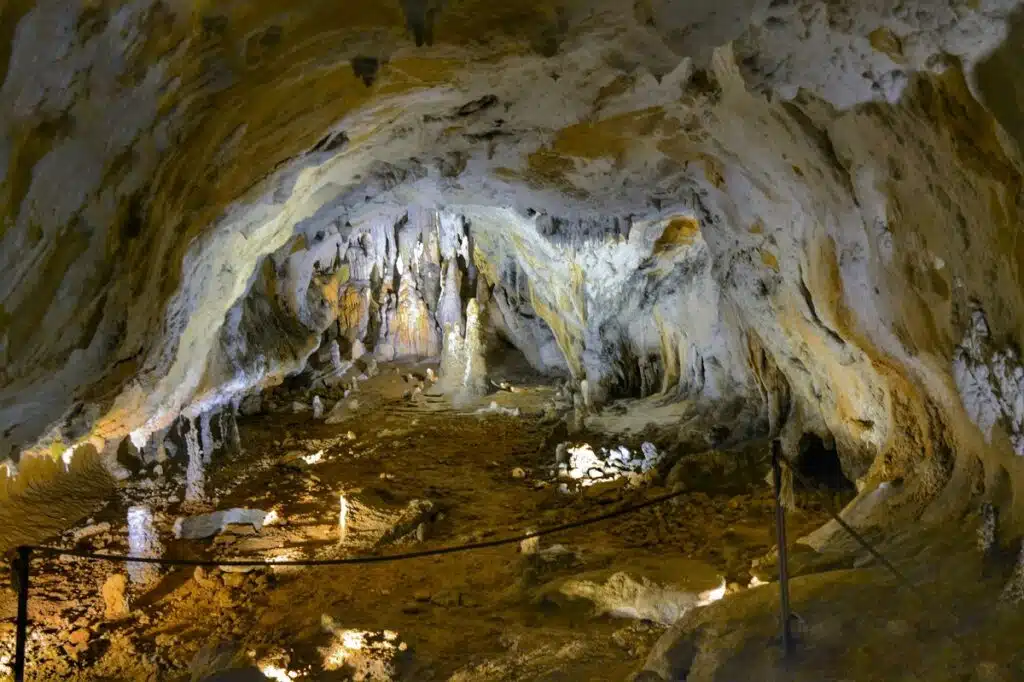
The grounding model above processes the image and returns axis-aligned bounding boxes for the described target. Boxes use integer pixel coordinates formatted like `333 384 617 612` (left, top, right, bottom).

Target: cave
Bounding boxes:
794 433 855 493
3 1 1024 681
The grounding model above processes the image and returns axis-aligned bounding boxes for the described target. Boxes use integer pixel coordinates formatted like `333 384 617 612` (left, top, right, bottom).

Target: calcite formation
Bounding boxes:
1 0 1024 537
126 505 162 586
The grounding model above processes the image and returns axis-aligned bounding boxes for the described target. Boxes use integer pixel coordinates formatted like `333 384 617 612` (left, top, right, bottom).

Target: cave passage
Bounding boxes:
3 0 1024 680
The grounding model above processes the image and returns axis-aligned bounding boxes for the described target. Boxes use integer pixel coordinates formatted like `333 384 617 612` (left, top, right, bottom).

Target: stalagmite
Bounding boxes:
339 493 349 544
127 505 163 586
183 418 205 504
313 396 325 419
462 299 487 396
216 408 241 454
438 298 487 403
199 412 215 464
217 411 231 452
329 340 344 372
351 339 367 361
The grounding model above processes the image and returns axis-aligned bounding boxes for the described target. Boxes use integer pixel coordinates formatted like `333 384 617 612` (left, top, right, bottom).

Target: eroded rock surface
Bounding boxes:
3 1 1024 677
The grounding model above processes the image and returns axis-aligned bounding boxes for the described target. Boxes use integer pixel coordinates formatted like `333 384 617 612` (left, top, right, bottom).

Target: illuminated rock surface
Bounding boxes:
2 0 1024 679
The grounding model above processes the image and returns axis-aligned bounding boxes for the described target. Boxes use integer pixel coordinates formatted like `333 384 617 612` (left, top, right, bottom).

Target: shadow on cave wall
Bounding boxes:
976 7 1024 159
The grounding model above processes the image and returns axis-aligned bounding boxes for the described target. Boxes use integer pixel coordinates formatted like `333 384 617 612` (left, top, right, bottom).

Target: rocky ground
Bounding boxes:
0 365 844 681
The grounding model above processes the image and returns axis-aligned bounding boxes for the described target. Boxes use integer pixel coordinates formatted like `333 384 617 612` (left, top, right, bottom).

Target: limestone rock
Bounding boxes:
536 558 724 626
3 12 1024 669
102 574 130 620
174 509 269 540
554 571 722 626
68 629 90 645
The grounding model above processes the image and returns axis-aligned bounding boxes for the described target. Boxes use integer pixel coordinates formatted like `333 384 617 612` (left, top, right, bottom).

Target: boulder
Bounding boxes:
102 573 130 620
174 509 269 540
535 558 724 626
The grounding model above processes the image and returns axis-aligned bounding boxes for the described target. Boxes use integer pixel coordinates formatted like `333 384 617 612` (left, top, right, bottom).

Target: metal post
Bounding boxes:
771 440 794 657
13 546 31 682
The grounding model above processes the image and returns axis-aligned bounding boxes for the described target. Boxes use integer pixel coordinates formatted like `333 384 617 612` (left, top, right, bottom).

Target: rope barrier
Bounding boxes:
9 486 691 681
8 444 922 680
773 448 921 596
30 487 690 567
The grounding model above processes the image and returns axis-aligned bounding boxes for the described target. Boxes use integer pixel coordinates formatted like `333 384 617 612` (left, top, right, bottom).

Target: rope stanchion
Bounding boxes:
773 450 921 597
771 440 794 658
13 546 31 682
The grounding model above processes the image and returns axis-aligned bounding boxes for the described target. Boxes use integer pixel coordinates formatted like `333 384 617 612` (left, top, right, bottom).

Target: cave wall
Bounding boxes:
2 0 1024 535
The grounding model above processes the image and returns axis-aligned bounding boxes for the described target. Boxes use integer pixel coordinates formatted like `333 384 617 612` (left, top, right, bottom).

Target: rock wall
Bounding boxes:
3 0 1024 537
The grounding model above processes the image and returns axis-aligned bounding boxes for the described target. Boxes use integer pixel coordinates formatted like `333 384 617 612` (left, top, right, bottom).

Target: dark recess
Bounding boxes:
311 131 349 154
351 56 381 87
795 433 854 491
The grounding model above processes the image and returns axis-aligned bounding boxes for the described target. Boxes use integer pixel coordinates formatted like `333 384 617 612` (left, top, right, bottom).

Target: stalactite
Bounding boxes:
437 258 464 333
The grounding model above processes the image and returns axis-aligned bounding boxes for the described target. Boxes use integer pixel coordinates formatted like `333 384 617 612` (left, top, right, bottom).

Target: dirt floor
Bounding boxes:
0 365 841 681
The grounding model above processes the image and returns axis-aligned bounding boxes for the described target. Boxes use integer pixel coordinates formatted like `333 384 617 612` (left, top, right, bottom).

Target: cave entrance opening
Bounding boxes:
794 433 855 493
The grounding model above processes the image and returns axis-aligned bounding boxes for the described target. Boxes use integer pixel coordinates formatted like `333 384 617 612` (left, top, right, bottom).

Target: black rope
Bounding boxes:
27 452 918 594
30 488 689 567
774 450 922 596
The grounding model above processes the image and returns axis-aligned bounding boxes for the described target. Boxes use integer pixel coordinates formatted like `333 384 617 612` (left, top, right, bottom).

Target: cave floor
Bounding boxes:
4 367 1018 680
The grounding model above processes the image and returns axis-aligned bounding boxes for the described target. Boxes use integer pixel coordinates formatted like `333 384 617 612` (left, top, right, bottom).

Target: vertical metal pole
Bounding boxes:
13 546 31 682
772 440 794 657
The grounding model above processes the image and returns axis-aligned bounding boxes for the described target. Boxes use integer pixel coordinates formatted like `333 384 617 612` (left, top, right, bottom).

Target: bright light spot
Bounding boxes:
61 447 76 471
129 429 149 450
268 550 301 564
260 665 298 681
558 442 663 488
319 625 403 673
749 576 767 588
263 509 281 526
698 579 727 605
341 630 365 650
302 450 324 465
